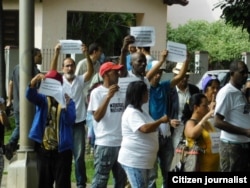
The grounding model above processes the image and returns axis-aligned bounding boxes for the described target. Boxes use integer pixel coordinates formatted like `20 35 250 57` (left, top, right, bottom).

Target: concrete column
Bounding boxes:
189 51 209 86
4 47 19 92
7 0 38 187
241 52 250 71
194 51 209 75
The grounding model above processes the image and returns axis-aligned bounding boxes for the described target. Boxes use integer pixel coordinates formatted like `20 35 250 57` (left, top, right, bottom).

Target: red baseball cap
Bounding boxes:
99 62 123 76
45 70 63 84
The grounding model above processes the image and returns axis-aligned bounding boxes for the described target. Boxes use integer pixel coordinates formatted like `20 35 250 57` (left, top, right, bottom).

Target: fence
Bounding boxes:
41 49 67 72
40 49 162 72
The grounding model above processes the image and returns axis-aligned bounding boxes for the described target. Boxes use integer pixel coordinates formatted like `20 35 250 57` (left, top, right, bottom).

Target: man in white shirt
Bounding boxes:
88 62 127 188
214 60 250 171
51 43 94 188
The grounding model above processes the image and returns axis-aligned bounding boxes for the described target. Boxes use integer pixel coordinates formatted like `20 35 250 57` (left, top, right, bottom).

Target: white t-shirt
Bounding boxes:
118 105 159 169
176 86 191 120
87 85 124 146
75 58 101 98
63 75 86 123
215 83 250 142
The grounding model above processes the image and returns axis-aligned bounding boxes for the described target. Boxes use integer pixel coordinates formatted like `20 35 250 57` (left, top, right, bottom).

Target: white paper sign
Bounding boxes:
38 78 66 108
59 40 82 54
210 132 220 154
118 77 141 98
167 41 187 63
130 26 155 47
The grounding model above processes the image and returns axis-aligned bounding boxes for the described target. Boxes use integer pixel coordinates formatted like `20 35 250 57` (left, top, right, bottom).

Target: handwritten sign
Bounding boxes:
38 78 66 108
59 40 82 54
167 41 187 63
130 26 155 47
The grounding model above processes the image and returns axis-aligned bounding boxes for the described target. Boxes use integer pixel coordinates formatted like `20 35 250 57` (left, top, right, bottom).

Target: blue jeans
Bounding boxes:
92 145 126 188
73 121 87 188
148 136 174 188
9 111 20 146
86 112 95 148
121 164 150 188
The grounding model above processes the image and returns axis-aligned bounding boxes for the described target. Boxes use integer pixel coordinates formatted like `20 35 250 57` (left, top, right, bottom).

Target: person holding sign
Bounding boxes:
120 35 189 188
119 35 169 114
26 70 76 188
87 62 127 188
148 54 191 188
75 42 103 155
50 43 94 188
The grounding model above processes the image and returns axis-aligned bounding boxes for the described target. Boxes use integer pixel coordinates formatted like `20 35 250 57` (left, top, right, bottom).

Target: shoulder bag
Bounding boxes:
170 139 205 172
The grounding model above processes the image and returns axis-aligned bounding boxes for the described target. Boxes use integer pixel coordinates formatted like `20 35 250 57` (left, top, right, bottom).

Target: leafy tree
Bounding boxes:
67 12 136 56
167 20 250 69
214 0 250 36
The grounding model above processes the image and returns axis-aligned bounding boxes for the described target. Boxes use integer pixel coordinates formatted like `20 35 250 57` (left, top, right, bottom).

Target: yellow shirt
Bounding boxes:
186 121 220 172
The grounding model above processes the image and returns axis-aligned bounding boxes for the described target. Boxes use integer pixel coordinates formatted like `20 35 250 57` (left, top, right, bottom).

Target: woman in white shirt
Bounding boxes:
118 81 168 187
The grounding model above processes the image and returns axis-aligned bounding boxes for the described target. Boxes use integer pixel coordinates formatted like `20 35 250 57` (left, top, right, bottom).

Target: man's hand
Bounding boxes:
159 49 168 62
81 44 88 55
107 85 119 99
121 35 135 53
54 43 61 54
170 119 181 128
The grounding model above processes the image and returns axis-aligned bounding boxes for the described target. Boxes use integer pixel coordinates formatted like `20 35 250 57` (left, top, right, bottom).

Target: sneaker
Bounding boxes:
4 142 18 160
5 105 14 117
4 143 13 160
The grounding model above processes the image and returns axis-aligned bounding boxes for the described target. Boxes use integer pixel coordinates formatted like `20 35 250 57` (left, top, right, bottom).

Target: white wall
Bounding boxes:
42 0 167 51
167 0 222 28
3 0 168 51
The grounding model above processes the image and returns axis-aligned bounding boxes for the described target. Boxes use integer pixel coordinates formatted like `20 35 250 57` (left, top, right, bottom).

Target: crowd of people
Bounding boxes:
1 34 250 187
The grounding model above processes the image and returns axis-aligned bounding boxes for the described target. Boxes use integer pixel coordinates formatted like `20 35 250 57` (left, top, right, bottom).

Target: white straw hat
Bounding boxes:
172 62 192 74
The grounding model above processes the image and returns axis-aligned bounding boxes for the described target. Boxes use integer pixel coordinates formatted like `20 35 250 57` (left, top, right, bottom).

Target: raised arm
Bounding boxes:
7 80 13 107
119 35 135 77
50 43 61 70
146 49 168 81
170 52 190 87
83 44 94 82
